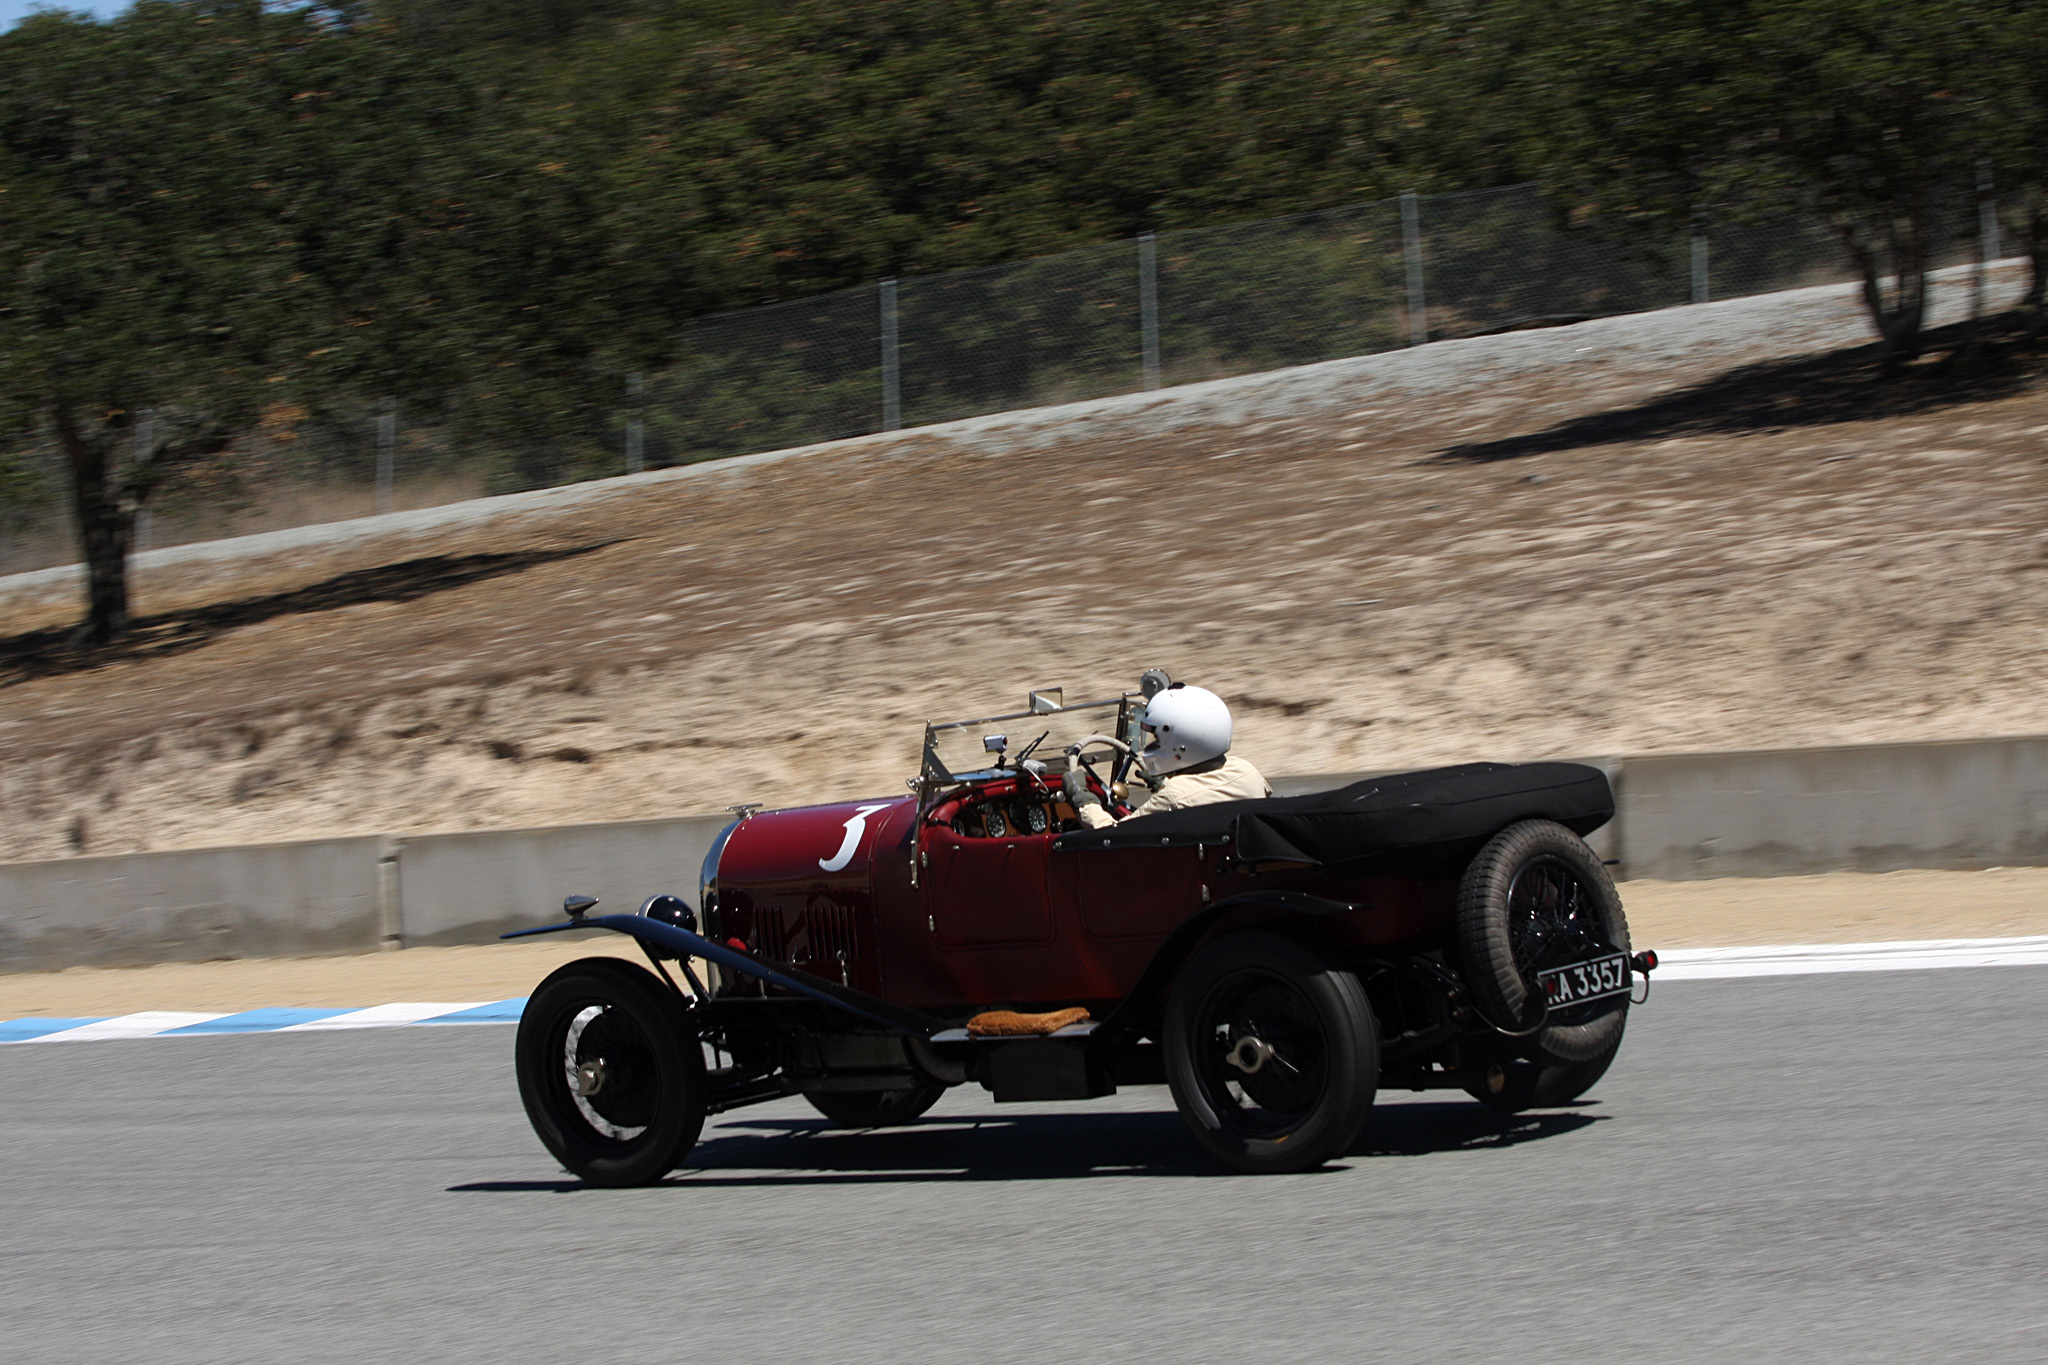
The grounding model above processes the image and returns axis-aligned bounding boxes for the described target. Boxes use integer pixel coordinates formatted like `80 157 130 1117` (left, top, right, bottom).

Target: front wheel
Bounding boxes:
515 957 706 1187
1164 931 1378 1174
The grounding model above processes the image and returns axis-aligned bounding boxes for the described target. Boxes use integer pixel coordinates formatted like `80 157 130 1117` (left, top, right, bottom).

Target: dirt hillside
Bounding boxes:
2 293 2044 864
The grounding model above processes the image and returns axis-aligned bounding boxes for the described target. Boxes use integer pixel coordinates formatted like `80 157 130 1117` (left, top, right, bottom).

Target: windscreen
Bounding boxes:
921 696 1138 785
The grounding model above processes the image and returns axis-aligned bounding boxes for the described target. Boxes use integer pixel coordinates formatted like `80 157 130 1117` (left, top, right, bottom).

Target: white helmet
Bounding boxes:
1138 684 1233 778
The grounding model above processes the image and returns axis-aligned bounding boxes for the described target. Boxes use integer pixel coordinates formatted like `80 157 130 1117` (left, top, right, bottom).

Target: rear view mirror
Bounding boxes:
1029 688 1063 714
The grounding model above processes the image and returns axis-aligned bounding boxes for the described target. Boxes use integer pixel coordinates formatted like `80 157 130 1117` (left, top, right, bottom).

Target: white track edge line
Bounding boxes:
1654 936 2048 980
24 1011 230 1042
8 939 2048 1043
278 1002 492 1031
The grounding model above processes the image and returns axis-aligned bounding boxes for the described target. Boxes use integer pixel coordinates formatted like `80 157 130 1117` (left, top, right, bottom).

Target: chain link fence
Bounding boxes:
0 182 2008 576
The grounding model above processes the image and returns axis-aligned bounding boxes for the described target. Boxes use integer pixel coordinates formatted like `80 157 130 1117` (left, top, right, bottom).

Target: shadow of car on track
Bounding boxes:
450 1097 1606 1191
1355 1099 1605 1158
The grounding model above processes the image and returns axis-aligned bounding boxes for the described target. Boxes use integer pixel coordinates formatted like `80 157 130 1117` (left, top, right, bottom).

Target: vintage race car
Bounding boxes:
507 679 1655 1183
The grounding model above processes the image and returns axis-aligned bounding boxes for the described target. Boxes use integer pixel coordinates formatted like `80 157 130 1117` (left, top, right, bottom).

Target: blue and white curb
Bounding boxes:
5 935 2048 1044
0 999 523 1044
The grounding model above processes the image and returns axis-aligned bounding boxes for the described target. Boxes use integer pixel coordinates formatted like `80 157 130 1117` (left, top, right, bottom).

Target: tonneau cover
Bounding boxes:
1052 761 1613 871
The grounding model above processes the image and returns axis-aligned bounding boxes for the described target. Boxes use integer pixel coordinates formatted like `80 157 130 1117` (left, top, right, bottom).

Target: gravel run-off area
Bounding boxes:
1 260 2043 868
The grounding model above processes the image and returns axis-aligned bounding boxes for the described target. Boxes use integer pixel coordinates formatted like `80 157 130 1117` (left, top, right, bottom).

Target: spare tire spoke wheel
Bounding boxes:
1458 819 1632 1083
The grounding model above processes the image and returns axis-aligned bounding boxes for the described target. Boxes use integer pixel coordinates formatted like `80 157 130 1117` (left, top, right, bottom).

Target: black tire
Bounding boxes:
515 957 706 1187
1163 931 1378 1174
1456 819 1631 1065
1465 1024 1625 1112
804 1084 947 1128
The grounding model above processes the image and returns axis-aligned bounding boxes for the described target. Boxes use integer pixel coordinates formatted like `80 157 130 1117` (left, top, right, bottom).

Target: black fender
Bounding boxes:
504 914 947 1038
1094 891 1361 1043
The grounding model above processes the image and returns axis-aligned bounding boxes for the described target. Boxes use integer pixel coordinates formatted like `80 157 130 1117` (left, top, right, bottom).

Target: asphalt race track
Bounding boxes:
5 969 2045 1364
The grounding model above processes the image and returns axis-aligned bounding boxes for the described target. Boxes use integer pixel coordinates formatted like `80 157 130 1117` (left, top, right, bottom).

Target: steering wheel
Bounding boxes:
1078 755 1135 819
1066 734 1135 819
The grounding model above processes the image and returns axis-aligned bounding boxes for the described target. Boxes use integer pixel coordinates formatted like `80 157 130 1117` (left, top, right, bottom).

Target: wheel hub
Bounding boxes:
571 1059 608 1098
1225 1035 1277 1075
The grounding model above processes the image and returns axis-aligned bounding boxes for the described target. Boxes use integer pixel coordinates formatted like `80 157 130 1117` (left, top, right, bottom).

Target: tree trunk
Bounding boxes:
1838 210 1930 368
54 403 134 645
2026 205 2046 342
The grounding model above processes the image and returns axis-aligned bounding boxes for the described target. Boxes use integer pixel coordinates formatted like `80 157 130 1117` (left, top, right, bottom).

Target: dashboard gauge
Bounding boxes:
984 807 1009 838
1021 803 1050 834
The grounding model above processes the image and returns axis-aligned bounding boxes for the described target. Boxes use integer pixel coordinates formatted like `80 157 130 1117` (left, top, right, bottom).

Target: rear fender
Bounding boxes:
504 914 946 1037
1095 891 1359 1041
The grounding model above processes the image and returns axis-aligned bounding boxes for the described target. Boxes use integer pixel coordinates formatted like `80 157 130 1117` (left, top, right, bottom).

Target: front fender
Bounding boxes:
504 914 946 1037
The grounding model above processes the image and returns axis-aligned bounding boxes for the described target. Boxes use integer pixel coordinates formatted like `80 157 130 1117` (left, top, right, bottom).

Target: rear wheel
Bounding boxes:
805 1084 946 1128
1457 819 1631 1065
515 957 706 1187
1163 931 1377 1174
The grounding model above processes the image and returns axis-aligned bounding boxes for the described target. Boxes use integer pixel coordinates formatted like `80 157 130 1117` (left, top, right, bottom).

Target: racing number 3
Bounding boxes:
819 805 892 872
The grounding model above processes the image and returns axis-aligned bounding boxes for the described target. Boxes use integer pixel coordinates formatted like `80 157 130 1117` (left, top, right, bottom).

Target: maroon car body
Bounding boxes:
711 784 1446 1012
510 686 1651 1182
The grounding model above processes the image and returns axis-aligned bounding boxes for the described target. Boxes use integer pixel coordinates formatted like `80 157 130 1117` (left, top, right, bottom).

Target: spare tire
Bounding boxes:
1456 819 1630 1065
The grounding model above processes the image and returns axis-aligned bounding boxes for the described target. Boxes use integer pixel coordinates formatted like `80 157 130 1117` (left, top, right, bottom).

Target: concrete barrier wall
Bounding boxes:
394 815 732 947
0 836 387 971
1613 736 2048 880
6 737 2048 971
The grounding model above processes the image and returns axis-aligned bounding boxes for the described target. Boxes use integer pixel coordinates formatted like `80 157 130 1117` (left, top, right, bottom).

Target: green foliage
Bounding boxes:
1418 0 2020 354
645 286 879 465
5 0 2048 632
0 3 313 451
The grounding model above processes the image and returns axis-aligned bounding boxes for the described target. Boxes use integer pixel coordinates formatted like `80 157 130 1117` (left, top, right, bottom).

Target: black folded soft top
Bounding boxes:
1052 761 1613 871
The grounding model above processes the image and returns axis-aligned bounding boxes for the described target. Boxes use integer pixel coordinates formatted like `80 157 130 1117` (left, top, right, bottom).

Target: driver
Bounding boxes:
1065 682 1271 828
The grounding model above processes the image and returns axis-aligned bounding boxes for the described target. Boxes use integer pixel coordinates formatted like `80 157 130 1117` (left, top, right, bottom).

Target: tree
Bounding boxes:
601 0 1402 298
0 3 565 633
1443 0 2006 363
1985 0 2048 334
1738 0 2003 360
0 3 321 641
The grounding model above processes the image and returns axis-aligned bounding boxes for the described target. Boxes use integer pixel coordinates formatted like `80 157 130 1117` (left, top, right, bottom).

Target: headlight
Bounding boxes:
638 893 696 933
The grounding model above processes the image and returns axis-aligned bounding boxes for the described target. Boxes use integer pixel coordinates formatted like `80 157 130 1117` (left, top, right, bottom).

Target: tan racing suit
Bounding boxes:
1073 753 1272 829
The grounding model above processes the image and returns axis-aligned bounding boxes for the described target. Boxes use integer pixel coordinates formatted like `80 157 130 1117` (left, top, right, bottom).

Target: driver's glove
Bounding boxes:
1062 760 1116 827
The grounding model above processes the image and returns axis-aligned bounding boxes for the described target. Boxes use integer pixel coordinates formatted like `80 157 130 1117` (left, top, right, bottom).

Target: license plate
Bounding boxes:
1538 952 1631 1008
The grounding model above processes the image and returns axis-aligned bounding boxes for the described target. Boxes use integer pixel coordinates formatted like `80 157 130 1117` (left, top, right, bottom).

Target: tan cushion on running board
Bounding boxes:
965 1007 1091 1037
